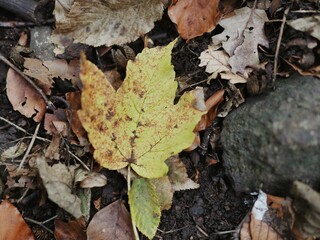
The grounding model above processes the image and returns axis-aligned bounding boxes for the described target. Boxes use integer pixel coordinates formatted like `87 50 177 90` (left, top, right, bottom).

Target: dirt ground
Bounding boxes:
1 1 318 239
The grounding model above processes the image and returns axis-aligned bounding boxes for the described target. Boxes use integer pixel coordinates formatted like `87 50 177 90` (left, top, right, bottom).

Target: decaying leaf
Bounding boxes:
23 58 80 89
166 155 199 191
52 0 164 50
150 176 174 210
87 200 134 240
199 45 249 84
44 108 68 136
195 89 225 132
78 40 206 179
212 7 269 74
0 142 28 161
168 0 221 40
287 15 320 41
74 168 107 188
6 69 46 122
0 200 34 240
36 156 82 218
65 91 89 147
128 178 160 239
239 190 294 240
54 218 86 240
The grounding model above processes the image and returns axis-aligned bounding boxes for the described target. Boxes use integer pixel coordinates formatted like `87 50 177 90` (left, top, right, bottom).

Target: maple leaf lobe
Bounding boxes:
78 41 206 178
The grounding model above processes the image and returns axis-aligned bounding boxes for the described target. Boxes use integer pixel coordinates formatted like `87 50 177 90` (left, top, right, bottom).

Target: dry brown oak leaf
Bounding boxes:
168 0 221 41
78 41 207 179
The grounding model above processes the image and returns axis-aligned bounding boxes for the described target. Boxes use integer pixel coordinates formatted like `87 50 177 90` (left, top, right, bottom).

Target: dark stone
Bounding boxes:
221 75 320 195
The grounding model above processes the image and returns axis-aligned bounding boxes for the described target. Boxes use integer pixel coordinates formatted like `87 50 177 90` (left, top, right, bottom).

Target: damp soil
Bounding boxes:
0 3 254 240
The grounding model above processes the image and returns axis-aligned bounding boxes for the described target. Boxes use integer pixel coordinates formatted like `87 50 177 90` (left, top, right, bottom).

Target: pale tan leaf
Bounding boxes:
211 7 269 74
166 155 199 191
199 45 248 84
74 169 107 188
0 142 28 161
52 0 163 48
287 16 320 41
36 156 82 218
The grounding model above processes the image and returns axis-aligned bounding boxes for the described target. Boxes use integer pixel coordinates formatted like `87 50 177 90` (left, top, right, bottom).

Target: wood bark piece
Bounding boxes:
0 0 46 23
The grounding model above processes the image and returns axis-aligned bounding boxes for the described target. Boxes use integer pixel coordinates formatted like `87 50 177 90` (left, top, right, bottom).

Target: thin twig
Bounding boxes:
291 10 320 13
273 7 290 85
0 21 35 28
0 116 30 134
18 123 40 171
24 217 55 234
68 150 90 171
0 52 54 110
212 229 237 235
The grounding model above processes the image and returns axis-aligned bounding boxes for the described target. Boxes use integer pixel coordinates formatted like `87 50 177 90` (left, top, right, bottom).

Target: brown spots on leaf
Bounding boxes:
139 91 145 98
106 150 113 156
105 107 115 120
174 124 178 128
125 115 132 121
98 124 105 131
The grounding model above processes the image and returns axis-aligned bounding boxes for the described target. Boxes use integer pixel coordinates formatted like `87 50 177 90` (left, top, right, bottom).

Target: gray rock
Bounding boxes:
221 75 320 195
30 26 55 61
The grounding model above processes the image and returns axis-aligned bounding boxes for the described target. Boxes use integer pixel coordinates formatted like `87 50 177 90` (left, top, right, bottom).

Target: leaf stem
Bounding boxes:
127 165 140 240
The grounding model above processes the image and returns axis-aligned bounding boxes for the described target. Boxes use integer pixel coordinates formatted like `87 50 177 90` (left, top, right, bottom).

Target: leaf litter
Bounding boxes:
1 1 320 239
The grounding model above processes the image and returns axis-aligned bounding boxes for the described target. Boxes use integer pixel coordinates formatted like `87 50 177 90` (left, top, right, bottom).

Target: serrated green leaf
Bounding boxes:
128 178 161 239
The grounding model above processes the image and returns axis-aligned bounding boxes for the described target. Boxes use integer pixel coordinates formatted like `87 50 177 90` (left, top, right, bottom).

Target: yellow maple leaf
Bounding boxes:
78 41 206 178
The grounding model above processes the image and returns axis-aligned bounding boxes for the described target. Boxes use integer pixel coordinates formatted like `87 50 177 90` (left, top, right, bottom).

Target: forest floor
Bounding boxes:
0 0 319 239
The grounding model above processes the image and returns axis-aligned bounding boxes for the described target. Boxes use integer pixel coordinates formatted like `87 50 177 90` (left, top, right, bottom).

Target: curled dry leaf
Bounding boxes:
65 91 89 147
74 168 107 188
52 0 164 50
78 40 206 179
168 0 221 40
0 200 34 240
195 89 225 132
6 69 46 122
87 200 134 240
